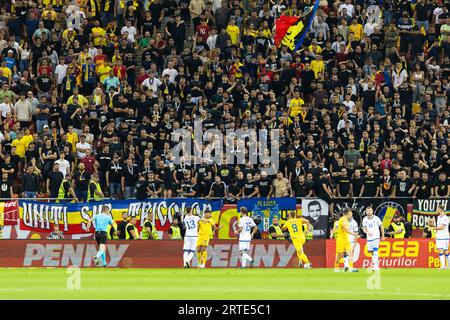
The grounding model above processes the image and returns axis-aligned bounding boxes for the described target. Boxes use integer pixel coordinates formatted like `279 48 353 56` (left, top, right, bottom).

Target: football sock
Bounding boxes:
343 255 349 268
299 252 309 264
187 251 195 263
197 252 202 265
372 249 379 268
349 260 354 269
446 254 450 267
241 254 247 268
202 251 207 265
183 251 189 265
101 250 106 266
242 252 252 262
96 250 102 259
439 253 445 268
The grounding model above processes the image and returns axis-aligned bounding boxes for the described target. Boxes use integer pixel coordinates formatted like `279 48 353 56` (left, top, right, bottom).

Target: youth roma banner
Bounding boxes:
18 199 223 234
331 198 408 235
237 198 296 238
412 199 450 230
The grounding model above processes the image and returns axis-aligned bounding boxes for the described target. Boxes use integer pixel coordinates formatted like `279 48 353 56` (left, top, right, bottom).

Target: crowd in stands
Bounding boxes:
0 0 448 203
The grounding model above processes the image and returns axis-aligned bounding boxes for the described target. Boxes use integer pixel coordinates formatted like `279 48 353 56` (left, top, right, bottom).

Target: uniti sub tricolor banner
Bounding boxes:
18 199 223 234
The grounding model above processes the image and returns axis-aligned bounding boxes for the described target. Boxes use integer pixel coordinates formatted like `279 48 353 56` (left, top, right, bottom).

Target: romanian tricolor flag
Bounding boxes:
274 0 320 51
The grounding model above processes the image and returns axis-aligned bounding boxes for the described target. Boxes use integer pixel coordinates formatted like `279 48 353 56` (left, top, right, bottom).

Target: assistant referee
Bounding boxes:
87 205 115 267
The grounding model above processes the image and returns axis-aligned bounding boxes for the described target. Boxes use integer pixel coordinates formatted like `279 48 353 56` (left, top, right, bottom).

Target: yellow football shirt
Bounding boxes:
284 218 305 239
336 216 350 242
97 65 112 83
289 98 304 117
198 218 215 238
11 138 27 158
67 132 78 152
226 25 240 45
311 60 324 78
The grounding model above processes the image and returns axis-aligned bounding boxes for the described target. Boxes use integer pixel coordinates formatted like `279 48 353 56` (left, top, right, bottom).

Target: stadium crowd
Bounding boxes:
0 0 448 203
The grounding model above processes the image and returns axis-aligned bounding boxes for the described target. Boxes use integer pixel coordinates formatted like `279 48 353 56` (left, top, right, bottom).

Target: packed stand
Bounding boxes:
0 0 448 203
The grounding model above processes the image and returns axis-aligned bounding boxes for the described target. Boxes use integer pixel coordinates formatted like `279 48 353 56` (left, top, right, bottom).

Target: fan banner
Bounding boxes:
0 200 19 226
18 199 223 234
237 198 296 238
301 198 329 239
331 198 409 236
274 0 320 50
326 238 442 268
411 199 450 230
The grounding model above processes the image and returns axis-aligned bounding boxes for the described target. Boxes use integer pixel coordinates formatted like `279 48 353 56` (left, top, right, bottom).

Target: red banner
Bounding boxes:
326 239 441 268
0 239 326 268
1 200 18 226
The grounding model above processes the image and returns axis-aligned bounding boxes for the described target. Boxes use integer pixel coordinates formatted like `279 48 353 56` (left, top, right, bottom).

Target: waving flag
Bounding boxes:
274 0 320 51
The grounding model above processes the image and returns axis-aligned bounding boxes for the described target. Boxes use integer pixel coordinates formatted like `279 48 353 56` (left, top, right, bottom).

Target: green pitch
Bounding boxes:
0 268 449 300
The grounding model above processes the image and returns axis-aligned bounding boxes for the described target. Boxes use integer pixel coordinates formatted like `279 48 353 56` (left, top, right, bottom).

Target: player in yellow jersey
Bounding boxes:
196 210 221 269
335 209 359 272
282 211 312 268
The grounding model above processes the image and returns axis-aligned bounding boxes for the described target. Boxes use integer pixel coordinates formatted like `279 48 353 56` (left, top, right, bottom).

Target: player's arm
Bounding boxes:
428 223 447 231
235 225 243 234
344 223 357 236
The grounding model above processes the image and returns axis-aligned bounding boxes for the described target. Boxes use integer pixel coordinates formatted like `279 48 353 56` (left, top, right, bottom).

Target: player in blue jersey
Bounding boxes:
86 205 115 267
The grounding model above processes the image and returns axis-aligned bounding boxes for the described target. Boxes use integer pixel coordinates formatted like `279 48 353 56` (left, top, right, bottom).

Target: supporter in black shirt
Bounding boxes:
434 172 450 197
293 175 313 198
415 171 434 199
392 170 415 197
352 169 364 197
336 168 352 197
361 168 379 197
0 172 12 198
209 176 227 198
242 173 258 198
257 172 272 197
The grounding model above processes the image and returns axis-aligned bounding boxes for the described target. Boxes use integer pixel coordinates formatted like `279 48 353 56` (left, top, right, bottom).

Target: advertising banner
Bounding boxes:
0 200 18 226
301 198 328 238
18 199 223 235
237 198 296 238
326 238 441 268
331 198 408 236
412 199 450 230
0 239 326 268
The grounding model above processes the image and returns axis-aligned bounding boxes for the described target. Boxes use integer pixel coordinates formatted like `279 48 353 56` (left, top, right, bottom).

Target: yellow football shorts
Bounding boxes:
197 236 210 247
336 239 352 254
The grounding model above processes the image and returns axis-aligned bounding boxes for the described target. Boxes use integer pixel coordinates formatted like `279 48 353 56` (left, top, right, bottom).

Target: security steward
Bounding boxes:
387 214 406 238
87 173 104 202
56 173 79 203
423 219 437 238
168 217 182 239
268 215 285 240
125 216 140 240
141 212 159 239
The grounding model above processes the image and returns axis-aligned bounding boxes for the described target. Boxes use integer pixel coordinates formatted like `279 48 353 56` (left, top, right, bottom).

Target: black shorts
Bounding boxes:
95 231 107 245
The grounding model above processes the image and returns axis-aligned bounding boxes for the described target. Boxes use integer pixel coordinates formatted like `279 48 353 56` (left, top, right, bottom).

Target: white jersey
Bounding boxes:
238 216 256 241
184 215 200 237
436 215 449 239
348 219 359 243
362 216 382 240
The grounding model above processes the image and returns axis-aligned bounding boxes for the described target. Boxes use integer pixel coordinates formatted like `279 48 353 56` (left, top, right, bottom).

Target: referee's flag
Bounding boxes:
274 0 320 51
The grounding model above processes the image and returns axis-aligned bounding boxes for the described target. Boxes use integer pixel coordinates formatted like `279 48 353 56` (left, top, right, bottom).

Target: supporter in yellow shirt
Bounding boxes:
348 18 364 41
67 88 89 107
97 62 112 84
226 19 240 45
11 131 29 158
288 90 304 117
91 20 106 46
311 54 325 79
66 126 79 153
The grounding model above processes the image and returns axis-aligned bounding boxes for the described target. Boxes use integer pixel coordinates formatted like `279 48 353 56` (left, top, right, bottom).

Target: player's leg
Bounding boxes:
183 238 190 267
99 242 107 266
437 239 446 269
239 242 253 268
196 238 203 267
293 239 310 267
335 241 344 271
186 238 196 265
371 240 380 270
345 242 358 272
